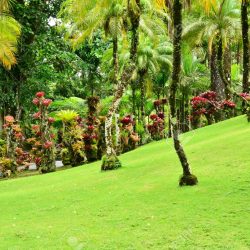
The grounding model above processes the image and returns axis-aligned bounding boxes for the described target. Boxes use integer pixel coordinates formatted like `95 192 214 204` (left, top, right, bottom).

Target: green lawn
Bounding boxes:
1 116 250 250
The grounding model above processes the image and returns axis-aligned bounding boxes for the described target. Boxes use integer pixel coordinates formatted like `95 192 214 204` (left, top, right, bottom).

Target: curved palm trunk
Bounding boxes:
102 0 140 170
169 0 198 186
241 0 249 93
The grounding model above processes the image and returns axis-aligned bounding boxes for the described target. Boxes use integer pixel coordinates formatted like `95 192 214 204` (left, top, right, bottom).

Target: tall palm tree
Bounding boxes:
241 0 249 93
183 0 241 100
102 0 141 170
136 36 172 135
60 0 125 82
60 0 141 169
169 0 198 186
0 0 21 69
101 0 169 168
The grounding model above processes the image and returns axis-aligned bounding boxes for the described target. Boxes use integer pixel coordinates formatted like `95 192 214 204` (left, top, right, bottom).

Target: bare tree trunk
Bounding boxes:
169 0 198 186
241 0 249 93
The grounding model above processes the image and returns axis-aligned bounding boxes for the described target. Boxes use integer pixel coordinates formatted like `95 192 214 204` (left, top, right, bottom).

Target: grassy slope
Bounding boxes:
0 116 250 250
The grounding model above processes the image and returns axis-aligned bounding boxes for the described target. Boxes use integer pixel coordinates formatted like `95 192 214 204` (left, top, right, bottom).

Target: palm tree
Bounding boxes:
60 0 141 169
60 0 125 82
136 35 172 137
101 0 142 170
0 0 21 69
183 0 241 100
169 0 198 186
241 0 249 93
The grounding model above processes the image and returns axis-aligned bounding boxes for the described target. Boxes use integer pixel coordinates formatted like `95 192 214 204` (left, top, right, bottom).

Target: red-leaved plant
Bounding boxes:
0 116 30 176
28 92 56 173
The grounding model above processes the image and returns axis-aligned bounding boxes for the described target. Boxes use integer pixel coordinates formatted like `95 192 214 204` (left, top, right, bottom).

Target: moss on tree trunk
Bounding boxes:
169 0 198 186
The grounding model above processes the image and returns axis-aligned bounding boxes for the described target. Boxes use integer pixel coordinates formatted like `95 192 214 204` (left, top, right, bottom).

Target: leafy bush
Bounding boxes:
56 110 87 167
190 91 236 128
120 115 140 152
83 97 100 162
147 113 165 140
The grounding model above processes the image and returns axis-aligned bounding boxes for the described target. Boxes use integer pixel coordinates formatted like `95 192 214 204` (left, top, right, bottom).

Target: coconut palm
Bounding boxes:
183 0 241 99
59 0 126 83
136 35 172 135
101 0 169 169
102 33 172 138
0 0 21 69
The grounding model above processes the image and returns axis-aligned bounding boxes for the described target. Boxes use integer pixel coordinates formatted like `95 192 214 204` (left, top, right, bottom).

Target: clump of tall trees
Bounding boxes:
0 0 249 185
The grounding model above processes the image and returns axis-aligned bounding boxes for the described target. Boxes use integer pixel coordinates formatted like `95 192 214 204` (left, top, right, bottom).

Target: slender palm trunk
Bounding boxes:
169 0 198 186
217 39 231 99
223 45 232 98
113 37 119 85
241 0 249 93
210 42 226 101
139 71 146 130
131 81 136 118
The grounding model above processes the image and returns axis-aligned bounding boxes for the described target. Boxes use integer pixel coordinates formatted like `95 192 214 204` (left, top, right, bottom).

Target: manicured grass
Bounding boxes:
1 116 250 249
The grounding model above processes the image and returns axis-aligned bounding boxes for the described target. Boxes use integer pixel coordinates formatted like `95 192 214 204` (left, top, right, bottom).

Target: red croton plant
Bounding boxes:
0 116 30 177
147 113 165 140
190 91 236 128
27 92 56 173
120 115 140 152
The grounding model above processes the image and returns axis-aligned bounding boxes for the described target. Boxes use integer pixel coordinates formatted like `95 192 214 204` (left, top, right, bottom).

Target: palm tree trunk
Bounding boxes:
139 70 150 144
223 45 232 97
217 39 231 99
241 0 249 93
129 0 140 61
131 81 136 117
139 71 146 129
113 37 119 85
170 0 198 186
210 42 226 101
